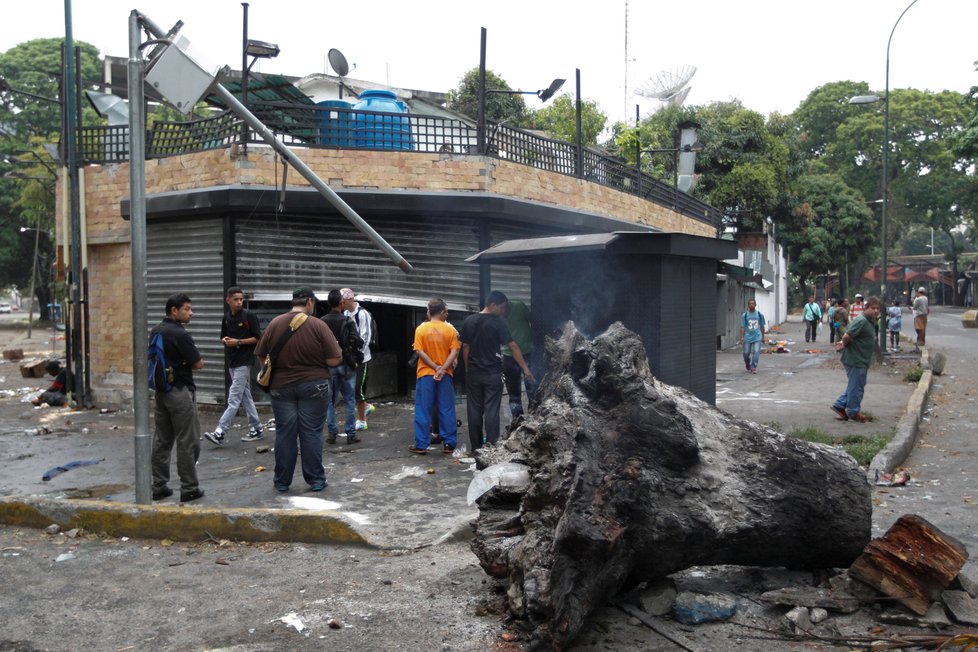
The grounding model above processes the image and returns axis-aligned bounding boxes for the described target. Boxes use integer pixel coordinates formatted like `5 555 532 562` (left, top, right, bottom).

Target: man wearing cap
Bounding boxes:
255 287 342 493
912 286 929 347
340 288 376 430
850 294 865 321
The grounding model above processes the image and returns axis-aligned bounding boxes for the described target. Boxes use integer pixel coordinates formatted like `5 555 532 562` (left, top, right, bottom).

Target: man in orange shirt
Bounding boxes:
410 297 460 455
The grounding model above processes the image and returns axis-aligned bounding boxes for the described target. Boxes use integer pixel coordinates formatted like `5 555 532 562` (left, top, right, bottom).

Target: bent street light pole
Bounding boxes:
880 0 919 351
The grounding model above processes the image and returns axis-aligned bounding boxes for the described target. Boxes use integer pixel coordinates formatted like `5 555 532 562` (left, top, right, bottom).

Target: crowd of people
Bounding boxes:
148 287 537 500
739 286 930 427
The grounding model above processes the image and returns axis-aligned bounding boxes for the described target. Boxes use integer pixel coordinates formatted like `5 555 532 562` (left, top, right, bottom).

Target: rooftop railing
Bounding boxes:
78 102 721 229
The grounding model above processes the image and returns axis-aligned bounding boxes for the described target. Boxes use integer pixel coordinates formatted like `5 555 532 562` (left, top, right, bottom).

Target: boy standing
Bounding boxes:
410 298 460 455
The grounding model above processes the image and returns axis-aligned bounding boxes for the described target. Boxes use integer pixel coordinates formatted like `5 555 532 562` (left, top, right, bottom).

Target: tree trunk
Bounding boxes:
471 322 873 650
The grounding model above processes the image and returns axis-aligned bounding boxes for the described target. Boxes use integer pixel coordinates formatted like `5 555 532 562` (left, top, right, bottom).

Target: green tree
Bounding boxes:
529 93 607 146
780 173 878 296
446 68 529 127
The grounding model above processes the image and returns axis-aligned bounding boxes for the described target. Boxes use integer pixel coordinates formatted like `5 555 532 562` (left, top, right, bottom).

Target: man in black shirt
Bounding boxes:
204 287 264 446
460 290 534 452
321 289 360 444
151 293 205 503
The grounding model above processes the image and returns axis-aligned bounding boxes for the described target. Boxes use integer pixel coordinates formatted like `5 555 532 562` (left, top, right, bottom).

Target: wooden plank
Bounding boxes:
849 514 968 615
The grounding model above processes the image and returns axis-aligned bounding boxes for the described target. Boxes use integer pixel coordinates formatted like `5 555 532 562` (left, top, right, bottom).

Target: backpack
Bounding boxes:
340 317 365 368
148 331 174 392
354 307 378 349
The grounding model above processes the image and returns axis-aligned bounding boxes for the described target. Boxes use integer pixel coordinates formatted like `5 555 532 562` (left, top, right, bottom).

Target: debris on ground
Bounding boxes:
41 458 105 481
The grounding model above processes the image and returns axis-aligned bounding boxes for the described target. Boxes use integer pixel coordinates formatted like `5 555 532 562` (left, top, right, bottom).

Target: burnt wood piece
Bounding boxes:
470 322 873 651
21 359 46 378
849 514 968 615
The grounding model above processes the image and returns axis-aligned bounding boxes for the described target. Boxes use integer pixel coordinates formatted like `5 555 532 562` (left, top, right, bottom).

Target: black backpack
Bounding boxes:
341 317 365 368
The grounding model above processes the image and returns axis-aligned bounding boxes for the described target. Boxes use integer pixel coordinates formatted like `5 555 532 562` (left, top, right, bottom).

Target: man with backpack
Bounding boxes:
341 288 376 431
739 299 766 375
322 289 363 444
150 293 205 503
204 287 263 447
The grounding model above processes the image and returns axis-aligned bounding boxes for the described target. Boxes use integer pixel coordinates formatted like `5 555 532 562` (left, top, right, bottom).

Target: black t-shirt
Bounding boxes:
221 308 262 368
460 313 513 374
154 317 202 390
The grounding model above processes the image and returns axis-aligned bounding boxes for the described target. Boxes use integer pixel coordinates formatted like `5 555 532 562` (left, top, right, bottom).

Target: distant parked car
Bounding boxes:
0 302 11 313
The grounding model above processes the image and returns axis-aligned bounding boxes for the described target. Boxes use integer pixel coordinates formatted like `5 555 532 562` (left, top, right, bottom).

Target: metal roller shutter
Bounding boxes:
234 213 483 306
146 218 226 404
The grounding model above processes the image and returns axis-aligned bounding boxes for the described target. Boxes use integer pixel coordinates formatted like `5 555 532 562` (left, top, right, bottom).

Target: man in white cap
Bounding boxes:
850 294 865 321
340 288 376 430
912 286 929 347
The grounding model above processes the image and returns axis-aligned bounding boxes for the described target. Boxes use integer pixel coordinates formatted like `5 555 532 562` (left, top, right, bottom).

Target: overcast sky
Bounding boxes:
1 0 976 125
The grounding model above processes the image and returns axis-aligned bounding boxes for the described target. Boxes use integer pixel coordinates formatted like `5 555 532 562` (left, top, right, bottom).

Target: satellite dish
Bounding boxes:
635 65 697 105
328 48 349 78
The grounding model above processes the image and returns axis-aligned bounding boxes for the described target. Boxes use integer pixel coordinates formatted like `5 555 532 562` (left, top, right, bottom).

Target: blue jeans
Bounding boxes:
742 339 761 370
414 375 458 449
834 364 868 416
270 378 330 489
466 367 503 451
217 364 262 433
327 364 357 436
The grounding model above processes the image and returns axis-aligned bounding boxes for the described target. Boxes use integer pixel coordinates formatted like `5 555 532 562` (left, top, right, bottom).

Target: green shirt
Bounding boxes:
502 301 532 357
841 315 875 368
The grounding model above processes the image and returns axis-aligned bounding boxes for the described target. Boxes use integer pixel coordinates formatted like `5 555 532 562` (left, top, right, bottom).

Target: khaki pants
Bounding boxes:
152 385 201 493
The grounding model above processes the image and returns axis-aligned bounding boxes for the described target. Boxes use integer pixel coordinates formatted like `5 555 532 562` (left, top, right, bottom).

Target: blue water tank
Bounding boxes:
353 89 414 150
317 100 354 147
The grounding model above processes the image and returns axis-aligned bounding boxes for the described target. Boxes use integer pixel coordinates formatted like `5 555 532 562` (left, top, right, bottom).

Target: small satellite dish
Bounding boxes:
328 48 349 78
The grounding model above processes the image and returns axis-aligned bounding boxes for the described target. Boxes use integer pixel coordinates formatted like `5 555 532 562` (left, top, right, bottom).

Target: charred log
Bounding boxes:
470 321 872 650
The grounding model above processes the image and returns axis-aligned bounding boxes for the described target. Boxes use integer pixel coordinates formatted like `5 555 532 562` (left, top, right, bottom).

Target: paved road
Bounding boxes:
871 308 978 556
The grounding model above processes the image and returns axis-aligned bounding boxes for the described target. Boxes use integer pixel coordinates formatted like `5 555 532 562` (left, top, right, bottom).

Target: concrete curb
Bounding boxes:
0 496 374 547
868 347 934 478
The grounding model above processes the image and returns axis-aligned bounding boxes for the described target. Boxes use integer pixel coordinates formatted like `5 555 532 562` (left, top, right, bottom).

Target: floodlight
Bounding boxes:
245 39 280 59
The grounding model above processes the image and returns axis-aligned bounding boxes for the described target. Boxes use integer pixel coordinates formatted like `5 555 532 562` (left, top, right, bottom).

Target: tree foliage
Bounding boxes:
530 94 607 146
446 68 530 127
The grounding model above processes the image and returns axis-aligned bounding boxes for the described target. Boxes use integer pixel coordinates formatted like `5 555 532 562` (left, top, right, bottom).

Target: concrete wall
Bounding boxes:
64 146 717 403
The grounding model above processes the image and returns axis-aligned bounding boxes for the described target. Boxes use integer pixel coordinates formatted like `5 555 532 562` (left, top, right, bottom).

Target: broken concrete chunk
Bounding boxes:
878 602 951 627
638 578 677 616
849 514 968 615
952 568 978 599
759 587 861 614
943 590 978 625
44 524 60 535
810 607 829 624
672 591 737 625
784 606 810 634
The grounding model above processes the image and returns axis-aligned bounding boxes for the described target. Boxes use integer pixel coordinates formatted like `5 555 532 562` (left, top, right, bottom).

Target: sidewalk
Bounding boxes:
0 317 924 548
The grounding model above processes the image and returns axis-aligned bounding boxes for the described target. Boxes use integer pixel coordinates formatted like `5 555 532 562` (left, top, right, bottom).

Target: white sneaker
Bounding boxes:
241 428 264 442
203 430 225 446
355 420 368 431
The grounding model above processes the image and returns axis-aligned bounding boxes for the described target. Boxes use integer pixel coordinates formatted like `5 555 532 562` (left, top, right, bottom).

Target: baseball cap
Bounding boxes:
855 293 863 299
293 287 318 301
340 288 356 300
918 286 926 293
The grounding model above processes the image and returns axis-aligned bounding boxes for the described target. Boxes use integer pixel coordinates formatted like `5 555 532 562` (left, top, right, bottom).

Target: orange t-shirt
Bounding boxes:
413 320 459 379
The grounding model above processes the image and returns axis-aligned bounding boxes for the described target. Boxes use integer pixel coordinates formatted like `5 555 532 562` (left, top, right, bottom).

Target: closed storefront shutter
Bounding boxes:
147 218 226 403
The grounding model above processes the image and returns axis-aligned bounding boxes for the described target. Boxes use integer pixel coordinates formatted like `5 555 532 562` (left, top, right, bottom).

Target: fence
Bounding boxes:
77 102 721 229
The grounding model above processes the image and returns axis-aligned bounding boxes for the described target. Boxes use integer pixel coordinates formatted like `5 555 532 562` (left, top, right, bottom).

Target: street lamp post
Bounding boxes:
849 0 919 352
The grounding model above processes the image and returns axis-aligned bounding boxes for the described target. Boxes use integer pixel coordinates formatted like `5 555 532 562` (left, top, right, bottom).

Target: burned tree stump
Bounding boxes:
471 322 872 650
849 514 968 615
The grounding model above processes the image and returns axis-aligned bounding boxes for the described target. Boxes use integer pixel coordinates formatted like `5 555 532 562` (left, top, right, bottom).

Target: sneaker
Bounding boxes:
408 446 428 455
152 486 173 501
750 368 757 374
430 434 444 445
309 481 327 492
355 420 368 431
326 434 337 445
203 430 225 446
849 413 872 423
830 405 849 421
241 428 264 442
443 444 455 455
346 434 360 444
274 484 289 493
365 403 376 417
180 488 205 503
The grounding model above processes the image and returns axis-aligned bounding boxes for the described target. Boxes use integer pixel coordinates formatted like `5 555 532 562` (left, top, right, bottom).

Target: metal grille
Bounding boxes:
234 213 482 307
146 218 226 403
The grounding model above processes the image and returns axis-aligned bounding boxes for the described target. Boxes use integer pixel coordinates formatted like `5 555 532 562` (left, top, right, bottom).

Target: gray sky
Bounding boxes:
2 0 976 125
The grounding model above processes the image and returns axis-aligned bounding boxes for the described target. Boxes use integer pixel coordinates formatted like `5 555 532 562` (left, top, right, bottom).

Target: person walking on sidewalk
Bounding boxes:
887 299 903 352
803 295 823 343
341 288 376 432
831 296 882 423
912 286 929 347
410 297 460 455
321 289 362 445
255 287 342 493
739 299 766 374
151 293 205 503
461 290 534 452
205 287 263 447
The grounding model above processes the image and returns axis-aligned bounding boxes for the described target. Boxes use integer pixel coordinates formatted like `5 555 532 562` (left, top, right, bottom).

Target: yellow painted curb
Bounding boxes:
0 496 370 546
